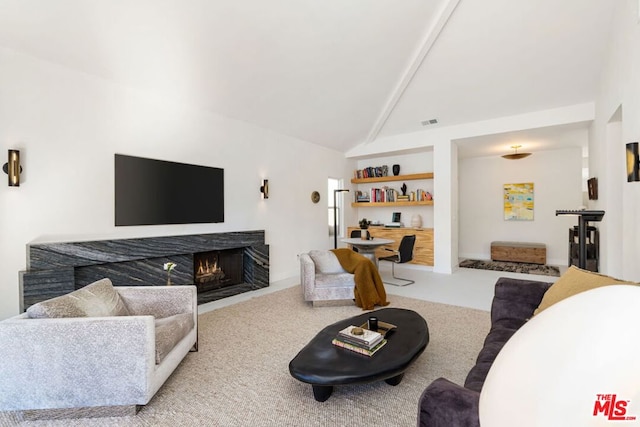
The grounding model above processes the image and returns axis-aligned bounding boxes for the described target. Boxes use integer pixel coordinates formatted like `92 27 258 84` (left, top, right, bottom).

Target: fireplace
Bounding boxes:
21 231 269 308
194 249 243 293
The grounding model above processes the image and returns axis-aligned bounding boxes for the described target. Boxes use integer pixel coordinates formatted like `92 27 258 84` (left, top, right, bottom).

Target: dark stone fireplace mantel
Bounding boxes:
21 231 269 308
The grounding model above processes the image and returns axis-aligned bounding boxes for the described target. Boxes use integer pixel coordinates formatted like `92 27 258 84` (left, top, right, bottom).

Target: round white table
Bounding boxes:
341 237 394 267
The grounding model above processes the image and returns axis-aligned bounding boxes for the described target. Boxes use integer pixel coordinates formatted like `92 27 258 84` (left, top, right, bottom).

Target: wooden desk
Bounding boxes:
347 227 434 266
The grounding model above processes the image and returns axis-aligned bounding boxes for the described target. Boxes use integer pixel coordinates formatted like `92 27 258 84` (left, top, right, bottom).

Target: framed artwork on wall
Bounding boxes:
504 183 534 221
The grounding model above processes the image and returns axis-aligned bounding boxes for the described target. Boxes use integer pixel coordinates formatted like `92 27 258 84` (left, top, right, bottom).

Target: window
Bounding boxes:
328 178 346 237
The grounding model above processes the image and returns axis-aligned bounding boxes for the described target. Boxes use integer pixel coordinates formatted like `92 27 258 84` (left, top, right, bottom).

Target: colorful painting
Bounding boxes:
504 183 534 221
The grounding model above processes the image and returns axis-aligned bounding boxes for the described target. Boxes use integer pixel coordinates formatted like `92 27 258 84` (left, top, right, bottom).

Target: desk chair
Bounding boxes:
378 235 416 286
349 230 361 252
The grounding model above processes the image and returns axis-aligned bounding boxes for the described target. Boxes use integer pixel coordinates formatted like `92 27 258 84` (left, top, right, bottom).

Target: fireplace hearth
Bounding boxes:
21 231 269 309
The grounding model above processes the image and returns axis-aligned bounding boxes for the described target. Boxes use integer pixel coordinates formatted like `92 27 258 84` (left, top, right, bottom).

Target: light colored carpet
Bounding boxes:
0 286 490 427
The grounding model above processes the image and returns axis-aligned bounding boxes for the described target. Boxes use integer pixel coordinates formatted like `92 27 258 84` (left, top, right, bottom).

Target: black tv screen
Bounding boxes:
115 154 224 226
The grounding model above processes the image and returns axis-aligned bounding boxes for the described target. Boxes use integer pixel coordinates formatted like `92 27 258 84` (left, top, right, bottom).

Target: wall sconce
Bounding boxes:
626 142 639 182
2 149 21 187
260 179 269 199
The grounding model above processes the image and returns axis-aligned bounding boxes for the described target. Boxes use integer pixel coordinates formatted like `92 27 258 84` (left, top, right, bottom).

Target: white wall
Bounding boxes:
458 148 583 265
434 139 458 273
590 0 640 280
0 48 355 319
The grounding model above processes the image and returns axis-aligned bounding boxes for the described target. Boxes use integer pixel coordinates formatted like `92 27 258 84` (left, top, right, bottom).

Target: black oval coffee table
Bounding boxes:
288 308 429 401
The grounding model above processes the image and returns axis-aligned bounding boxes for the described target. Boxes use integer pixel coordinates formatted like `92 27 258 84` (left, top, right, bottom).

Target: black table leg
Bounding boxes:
385 373 404 386
312 385 333 402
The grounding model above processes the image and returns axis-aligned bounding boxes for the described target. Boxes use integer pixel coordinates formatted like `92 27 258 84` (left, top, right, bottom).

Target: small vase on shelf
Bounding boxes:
163 262 177 287
392 164 400 176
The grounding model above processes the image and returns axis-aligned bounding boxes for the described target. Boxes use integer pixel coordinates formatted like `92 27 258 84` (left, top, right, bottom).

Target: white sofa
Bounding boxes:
0 279 198 417
300 249 355 306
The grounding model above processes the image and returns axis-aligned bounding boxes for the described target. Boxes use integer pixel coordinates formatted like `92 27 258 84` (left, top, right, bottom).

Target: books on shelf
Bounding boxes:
353 187 399 203
354 165 389 179
337 325 384 349
415 189 433 202
354 190 370 203
353 188 432 204
332 338 388 357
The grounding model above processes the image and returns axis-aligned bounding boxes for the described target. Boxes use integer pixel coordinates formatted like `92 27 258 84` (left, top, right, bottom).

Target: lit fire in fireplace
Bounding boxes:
196 257 226 283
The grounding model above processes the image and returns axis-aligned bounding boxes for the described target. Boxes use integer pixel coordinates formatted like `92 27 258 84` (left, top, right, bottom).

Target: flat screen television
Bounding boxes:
115 154 224 226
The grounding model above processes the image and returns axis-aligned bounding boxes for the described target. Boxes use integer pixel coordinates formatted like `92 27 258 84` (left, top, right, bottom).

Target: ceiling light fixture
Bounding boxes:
502 145 532 160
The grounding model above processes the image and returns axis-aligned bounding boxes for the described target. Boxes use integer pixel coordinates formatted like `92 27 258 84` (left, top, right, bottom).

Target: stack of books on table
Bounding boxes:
332 325 387 357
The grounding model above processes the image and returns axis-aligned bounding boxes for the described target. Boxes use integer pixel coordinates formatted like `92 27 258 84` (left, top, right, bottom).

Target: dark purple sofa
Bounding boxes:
417 277 553 427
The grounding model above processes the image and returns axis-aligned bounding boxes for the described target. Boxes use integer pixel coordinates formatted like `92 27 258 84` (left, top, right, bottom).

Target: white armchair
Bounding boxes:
300 250 355 306
0 279 197 418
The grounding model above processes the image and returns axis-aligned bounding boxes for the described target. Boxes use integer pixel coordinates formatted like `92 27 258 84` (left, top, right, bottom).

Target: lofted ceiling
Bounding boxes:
0 0 616 155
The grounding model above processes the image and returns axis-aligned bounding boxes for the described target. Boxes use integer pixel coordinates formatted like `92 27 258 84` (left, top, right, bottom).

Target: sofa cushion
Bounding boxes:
315 272 355 288
463 277 552 393
308 250 345 274
26 278 131 319
491 277 552 324
155 312 195 364
533 266 635 316
419 378 480 427
464 326 519 392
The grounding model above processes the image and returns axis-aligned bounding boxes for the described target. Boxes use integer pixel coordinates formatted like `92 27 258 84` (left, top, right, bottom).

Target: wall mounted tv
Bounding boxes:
115 154 224 226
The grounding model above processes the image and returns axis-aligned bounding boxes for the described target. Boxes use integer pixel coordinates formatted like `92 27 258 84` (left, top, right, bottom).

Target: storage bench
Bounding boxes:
490 241 546 265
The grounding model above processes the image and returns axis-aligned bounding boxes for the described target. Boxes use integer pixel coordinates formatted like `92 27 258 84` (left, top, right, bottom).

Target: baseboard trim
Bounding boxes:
312 299 355 307
22 405 140 420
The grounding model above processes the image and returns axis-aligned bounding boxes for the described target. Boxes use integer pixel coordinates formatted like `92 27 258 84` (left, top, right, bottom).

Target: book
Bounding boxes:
338 325 384 348
338 334 383 349
332 338 388 357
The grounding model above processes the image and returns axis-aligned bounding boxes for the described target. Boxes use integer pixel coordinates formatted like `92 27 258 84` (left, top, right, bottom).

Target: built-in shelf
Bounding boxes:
351 200 434 207
351 172 433 184
352 171 434 207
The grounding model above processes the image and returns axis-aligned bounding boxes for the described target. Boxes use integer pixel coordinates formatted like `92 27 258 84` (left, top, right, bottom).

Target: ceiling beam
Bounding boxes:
365 0 461 144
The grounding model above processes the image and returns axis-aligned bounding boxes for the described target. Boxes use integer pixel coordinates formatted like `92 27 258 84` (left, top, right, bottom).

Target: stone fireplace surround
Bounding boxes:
21 230 269 309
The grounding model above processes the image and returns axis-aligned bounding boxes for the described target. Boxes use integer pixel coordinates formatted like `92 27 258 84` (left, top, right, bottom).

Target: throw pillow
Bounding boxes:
308 250 345 274
27 278 131 318
533 266 635 316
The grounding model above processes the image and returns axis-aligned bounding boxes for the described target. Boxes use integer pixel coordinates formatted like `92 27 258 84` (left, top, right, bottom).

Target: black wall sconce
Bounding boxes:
260 179 269 199
627 142 639 182
2 149 22 187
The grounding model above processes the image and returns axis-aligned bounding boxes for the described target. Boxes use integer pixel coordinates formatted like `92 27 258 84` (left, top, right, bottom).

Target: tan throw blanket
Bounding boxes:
331 248 390 311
